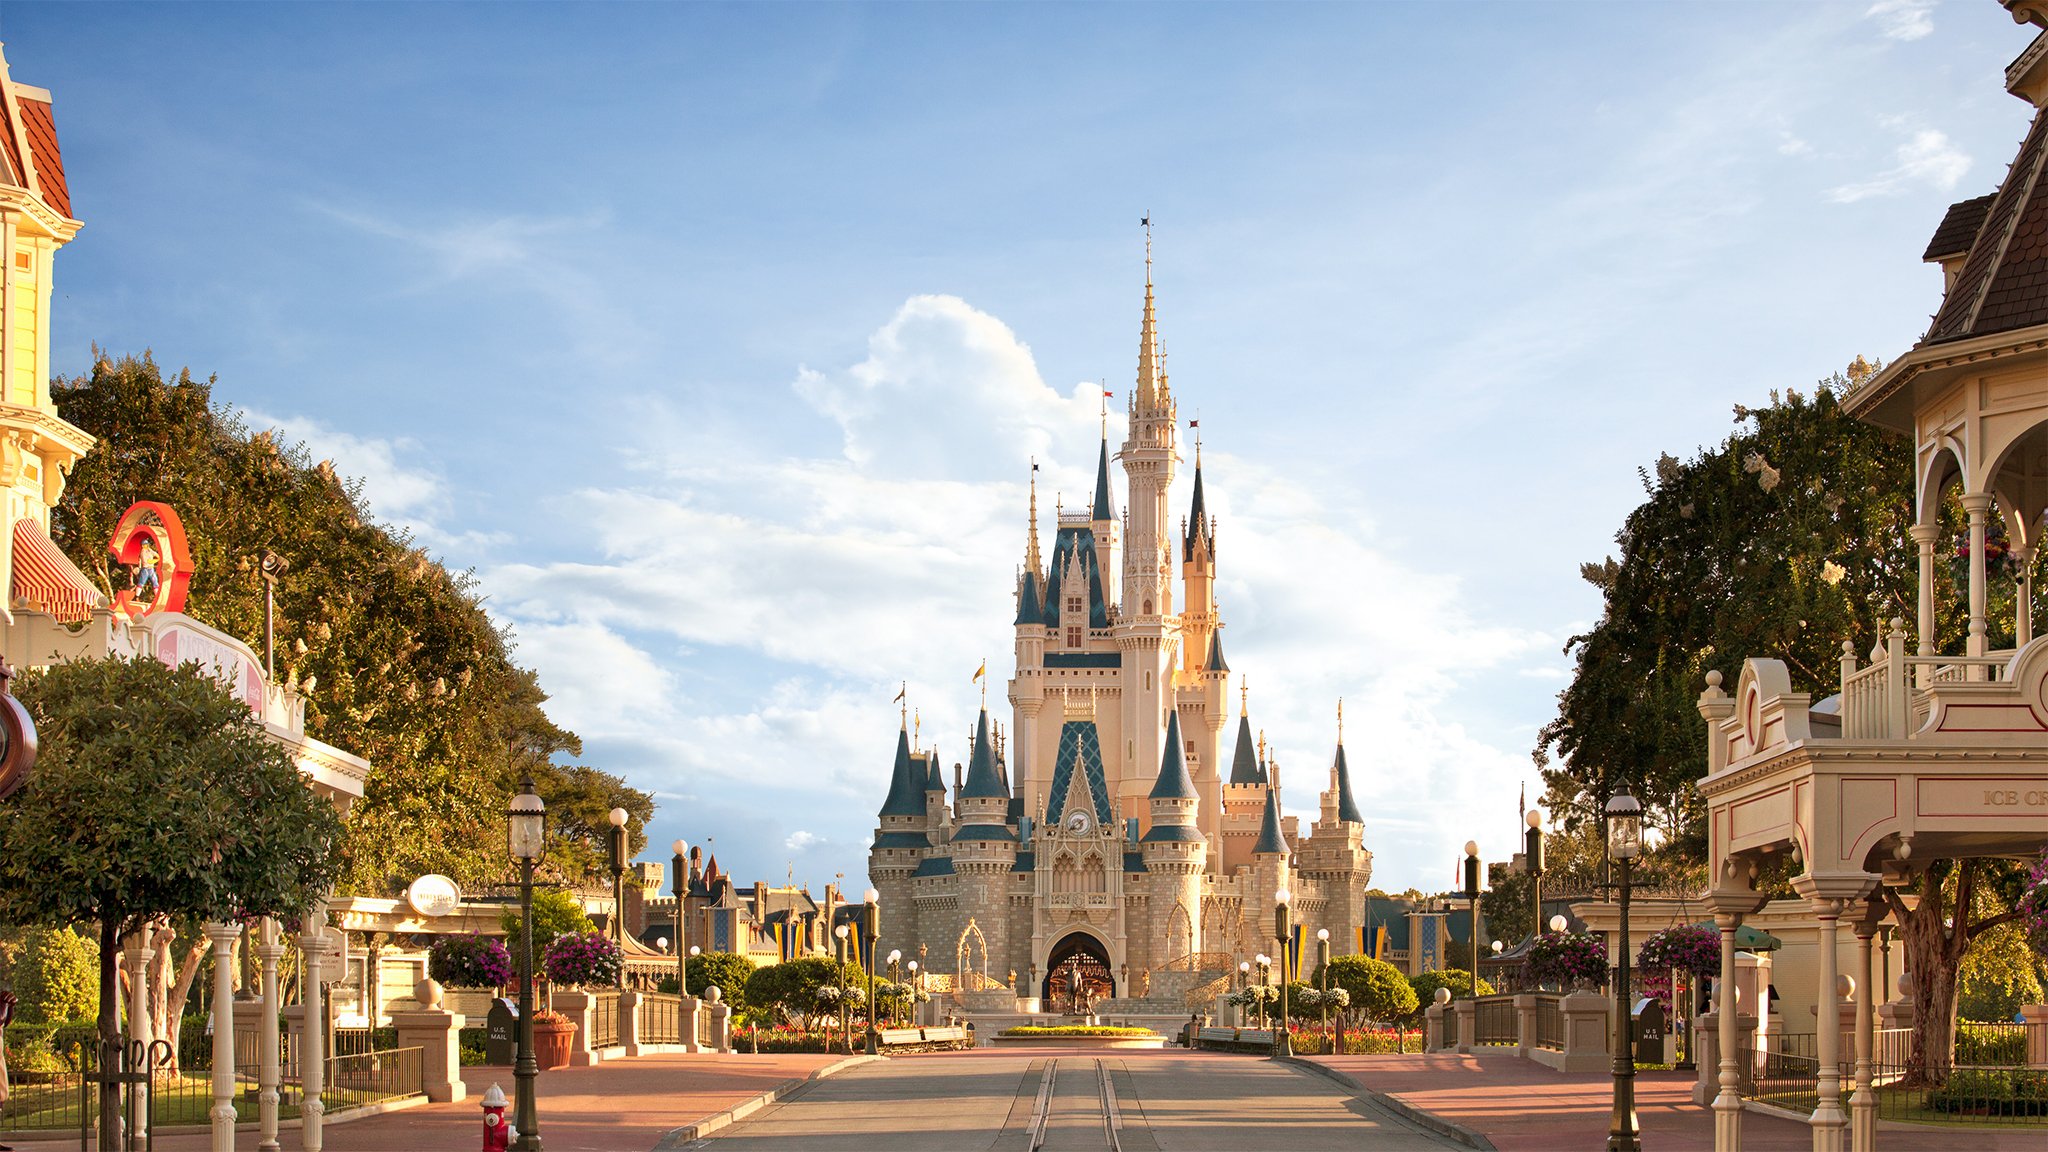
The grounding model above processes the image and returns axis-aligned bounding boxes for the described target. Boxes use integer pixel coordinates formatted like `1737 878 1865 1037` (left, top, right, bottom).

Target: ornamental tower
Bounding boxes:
1141 710 1206 962
1116 232 1177 817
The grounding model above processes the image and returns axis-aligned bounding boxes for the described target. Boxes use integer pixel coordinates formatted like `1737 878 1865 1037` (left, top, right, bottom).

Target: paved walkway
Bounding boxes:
1308 1050 2048 1151
691 1047 1458 1150
140 1052 848 1152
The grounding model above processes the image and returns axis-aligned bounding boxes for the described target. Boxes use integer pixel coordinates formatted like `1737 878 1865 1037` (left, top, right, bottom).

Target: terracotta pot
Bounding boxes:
534 1021 576 1070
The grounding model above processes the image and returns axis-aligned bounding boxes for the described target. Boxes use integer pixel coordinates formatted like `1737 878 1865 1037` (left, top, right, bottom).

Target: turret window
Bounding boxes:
1067 596 1082 614
1066 626 1082 648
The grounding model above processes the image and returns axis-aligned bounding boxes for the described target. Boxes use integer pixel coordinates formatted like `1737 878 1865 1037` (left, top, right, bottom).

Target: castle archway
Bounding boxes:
1042 930 1115 1011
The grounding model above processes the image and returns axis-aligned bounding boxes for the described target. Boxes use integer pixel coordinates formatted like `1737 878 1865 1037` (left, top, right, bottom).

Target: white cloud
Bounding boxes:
484 294 1555 890
1826 125 1970 202
1778 133 1813 157
1866 0 1936 42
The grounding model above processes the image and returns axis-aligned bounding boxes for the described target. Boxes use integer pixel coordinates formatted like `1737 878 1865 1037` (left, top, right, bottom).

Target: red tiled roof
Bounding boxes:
14 98 69 219
1923 194 1995 262
1927 106 2048 344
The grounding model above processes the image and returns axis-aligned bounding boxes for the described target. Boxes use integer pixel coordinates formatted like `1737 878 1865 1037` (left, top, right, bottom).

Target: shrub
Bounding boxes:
745 957 860 1028
1001 1025 1155 1037
1406 969 1493 1018
429 934 513 989
1313 956 1417 1024
542 932 622 989
501 889 594 970
686 951 756 1011
14 926 98 1023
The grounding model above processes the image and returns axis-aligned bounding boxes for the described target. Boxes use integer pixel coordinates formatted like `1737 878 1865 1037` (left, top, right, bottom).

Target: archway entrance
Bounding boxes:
1042 931 1114 1013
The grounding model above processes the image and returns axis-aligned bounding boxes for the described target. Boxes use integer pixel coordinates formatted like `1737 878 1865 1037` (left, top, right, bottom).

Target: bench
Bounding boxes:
1195 1026 1276 1053
876 1025 974 1052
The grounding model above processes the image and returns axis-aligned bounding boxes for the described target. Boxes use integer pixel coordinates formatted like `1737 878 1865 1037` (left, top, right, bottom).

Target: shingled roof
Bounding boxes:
1925 105 2048 344
1924 193 1996 262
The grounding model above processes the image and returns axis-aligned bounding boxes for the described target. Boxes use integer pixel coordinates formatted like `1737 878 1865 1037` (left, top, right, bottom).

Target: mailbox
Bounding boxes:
1631 997 1666 1065
485 998 520 1066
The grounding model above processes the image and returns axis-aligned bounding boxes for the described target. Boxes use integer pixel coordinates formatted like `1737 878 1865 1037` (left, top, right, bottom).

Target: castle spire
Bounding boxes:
960 706 1006 799
1026 459 1042 573
1148 709 1197 800
1136 216 1162 409
1332 701 1364 825
1092 432 1114 522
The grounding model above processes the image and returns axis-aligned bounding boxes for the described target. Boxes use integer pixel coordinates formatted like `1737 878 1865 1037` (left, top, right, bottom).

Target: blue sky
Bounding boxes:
1 1 2028 893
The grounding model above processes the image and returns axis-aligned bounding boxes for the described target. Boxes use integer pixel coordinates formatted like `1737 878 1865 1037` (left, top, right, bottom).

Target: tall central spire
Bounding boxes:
1136 218 1162 409
1025 459 1042 573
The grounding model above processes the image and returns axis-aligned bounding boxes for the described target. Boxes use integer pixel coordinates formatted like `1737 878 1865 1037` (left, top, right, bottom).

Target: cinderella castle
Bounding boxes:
869 245 1377 1015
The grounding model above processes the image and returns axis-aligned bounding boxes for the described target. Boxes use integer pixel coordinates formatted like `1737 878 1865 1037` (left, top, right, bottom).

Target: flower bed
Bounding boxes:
1001 1025 1157 1037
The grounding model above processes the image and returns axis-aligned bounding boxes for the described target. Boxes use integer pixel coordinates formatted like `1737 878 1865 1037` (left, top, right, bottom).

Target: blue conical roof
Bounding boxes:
1185 460 1211 555
878 726 924 817
1228 714 1263 785
924 751 945 792
961 708 1007 799
1332 742 1364 825
1092 437 1114 521
1205 630 1229 673
1015 568 1044 626
1149 710 1197 799
1252 786 1289 855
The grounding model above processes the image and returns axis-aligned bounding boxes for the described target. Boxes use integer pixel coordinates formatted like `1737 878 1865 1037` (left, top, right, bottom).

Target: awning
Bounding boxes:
12 517 104 623
1693 921 1783 952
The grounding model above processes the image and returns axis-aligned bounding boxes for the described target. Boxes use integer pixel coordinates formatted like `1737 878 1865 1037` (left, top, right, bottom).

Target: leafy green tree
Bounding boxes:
48 355 653 894
686 951 756 1011
13 926 98 1022
0 656 344 1145
1406 969 1493 1019
1956 916 2045 1022
501 889 593 974
744 957 855 1029
1310 955 1417 1025
1480 870 1536 949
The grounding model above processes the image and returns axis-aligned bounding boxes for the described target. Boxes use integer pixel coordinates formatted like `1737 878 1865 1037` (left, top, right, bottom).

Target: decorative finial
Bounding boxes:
1142 211 1152 278
1240 676 1248 718
913 708 921 751
1026 458 1042 572
1191 412 1201 464
1101 381 1109 438
899 681 908 729
1337 698 1343 743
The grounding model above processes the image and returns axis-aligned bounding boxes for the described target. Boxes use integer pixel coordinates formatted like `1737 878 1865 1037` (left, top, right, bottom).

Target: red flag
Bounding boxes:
1103 389 1114 399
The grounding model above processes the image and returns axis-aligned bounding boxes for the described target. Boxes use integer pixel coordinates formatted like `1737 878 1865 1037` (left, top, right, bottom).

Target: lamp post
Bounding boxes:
669 839 688 996
862 889 880 1055
1605 788 1644 1152
508 777 547 1152
1463 840 1481 993
1316 927 1332 1052
607 808 629 990
907 960 919 1027
1254 954 1271 1030
1274 889 1293 1056
834 924 852 1055
887 950 903 1029
1525 808 1545 947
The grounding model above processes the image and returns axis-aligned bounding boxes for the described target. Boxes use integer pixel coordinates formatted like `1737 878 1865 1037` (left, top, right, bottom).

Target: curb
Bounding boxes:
1277 1055 1499 1151
650 1054 884 1149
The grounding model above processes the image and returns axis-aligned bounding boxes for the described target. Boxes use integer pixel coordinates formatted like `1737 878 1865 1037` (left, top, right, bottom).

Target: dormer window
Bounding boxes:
1067 596 1082 614
1066 626 1083 648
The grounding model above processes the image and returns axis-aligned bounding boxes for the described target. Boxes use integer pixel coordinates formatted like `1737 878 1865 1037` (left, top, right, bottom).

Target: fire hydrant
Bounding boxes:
480 1083 510 1151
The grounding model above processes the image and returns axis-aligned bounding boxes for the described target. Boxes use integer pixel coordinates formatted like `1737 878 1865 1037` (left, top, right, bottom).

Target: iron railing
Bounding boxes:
592 992 621 1049
1534 996 1564 1051
1474 996 1517 1046
1739 1029 2048 1128
641 993 684 1045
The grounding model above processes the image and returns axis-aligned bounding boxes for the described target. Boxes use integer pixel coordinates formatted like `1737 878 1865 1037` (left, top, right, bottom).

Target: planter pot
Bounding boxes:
534 1022 576 1070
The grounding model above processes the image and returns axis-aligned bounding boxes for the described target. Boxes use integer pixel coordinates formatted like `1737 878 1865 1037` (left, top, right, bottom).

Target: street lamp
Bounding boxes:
670 839 688 996
907 960 919 1028
833 923 852 1055
607 808 629 990
887 950 903 1028
1254 954 1271 1030
1463 840 1481 993
1606 788 1644 1152
1525 808 1546 946
1550 914 1568 934
862 888 880 1055
1316 927 1333 1052
1274 889 1293 1056
507 777 547 1152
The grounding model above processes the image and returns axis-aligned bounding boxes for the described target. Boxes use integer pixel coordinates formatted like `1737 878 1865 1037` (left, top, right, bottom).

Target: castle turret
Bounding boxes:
1140 709 1206 967
947 708 1019 986
1116 232 1177 818
869 718 927 962
1299 705 1373 956
1090 433 1118 605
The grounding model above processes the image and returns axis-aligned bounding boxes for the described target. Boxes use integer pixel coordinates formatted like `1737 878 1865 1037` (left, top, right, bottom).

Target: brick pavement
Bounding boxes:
1308 1050 2048 1152
137 1052 851 1152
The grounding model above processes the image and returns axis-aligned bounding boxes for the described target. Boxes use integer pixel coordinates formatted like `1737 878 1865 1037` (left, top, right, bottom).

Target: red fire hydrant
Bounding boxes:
480 1083 510 1151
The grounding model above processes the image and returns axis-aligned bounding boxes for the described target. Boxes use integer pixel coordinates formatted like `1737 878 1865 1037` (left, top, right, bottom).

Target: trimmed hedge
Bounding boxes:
1000 1025 1156 1037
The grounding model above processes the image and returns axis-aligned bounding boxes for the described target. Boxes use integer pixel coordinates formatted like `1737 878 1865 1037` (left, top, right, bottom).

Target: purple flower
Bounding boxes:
543 931 623 988
430 934 514 988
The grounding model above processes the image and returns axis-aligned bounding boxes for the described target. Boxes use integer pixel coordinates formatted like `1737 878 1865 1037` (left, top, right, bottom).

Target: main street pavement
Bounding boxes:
672 1047 1459 1151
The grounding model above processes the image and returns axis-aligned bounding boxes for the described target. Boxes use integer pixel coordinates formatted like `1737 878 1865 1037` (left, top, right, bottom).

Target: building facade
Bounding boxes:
868 252 1376 1008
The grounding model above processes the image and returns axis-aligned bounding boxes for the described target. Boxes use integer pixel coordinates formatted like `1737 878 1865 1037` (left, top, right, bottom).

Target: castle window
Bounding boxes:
1143 599 1152 615
1066 627 1082 648
1067 596 1081 614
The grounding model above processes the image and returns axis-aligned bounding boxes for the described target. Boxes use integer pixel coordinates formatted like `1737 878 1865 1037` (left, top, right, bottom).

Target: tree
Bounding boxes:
13 927 97 1022
1406 969 1492 1018
501 889 593 975
1481 870 1536 949
743 957 854 1029
0 656 345 1145
48 355 653 895
1311 955 1417 1024
686 951 757 1011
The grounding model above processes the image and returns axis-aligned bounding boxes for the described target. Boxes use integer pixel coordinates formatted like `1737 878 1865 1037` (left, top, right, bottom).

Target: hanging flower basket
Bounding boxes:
1637 924 1720 979
543 932 624 989
428 934 513 990
1522 931 1608 990
1951 527 2019 585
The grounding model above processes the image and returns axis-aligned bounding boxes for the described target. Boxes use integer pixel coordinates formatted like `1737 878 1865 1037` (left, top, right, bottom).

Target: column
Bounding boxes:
256 919 286 1152
1811 900 1846 1152
2019 546 2036 648
1963 493 1992 662
301 905 328 1152
1713 913 1742 1152
1910 523 1939 663
124 928 152 1146
1850 928 1876 1152
205 921 241 1152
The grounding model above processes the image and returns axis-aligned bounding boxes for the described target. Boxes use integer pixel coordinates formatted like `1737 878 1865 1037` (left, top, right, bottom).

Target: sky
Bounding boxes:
0 0 2031 895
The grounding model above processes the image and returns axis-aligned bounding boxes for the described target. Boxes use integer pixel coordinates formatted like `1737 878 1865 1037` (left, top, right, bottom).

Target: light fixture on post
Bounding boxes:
1463 841 1481 993
1316 927 1332 1050
1526 808 1545 944
607 808 629 990
907 960 919 1027
887 949 903 1028
507 777 547 1152
833 923 852 1055
1550 914 1569 934
669 839 688 997
1605 788 1644 1152
1254 954 1271 1030
1274 889 1293 1057
862 889 880 1055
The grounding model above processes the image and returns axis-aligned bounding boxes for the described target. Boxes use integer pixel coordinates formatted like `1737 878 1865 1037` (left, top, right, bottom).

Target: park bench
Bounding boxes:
876 1025 975 1053
1195 1026 1275 1054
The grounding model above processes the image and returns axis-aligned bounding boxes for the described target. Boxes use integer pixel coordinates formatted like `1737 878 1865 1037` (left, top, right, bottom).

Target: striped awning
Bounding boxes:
12 517 104 623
